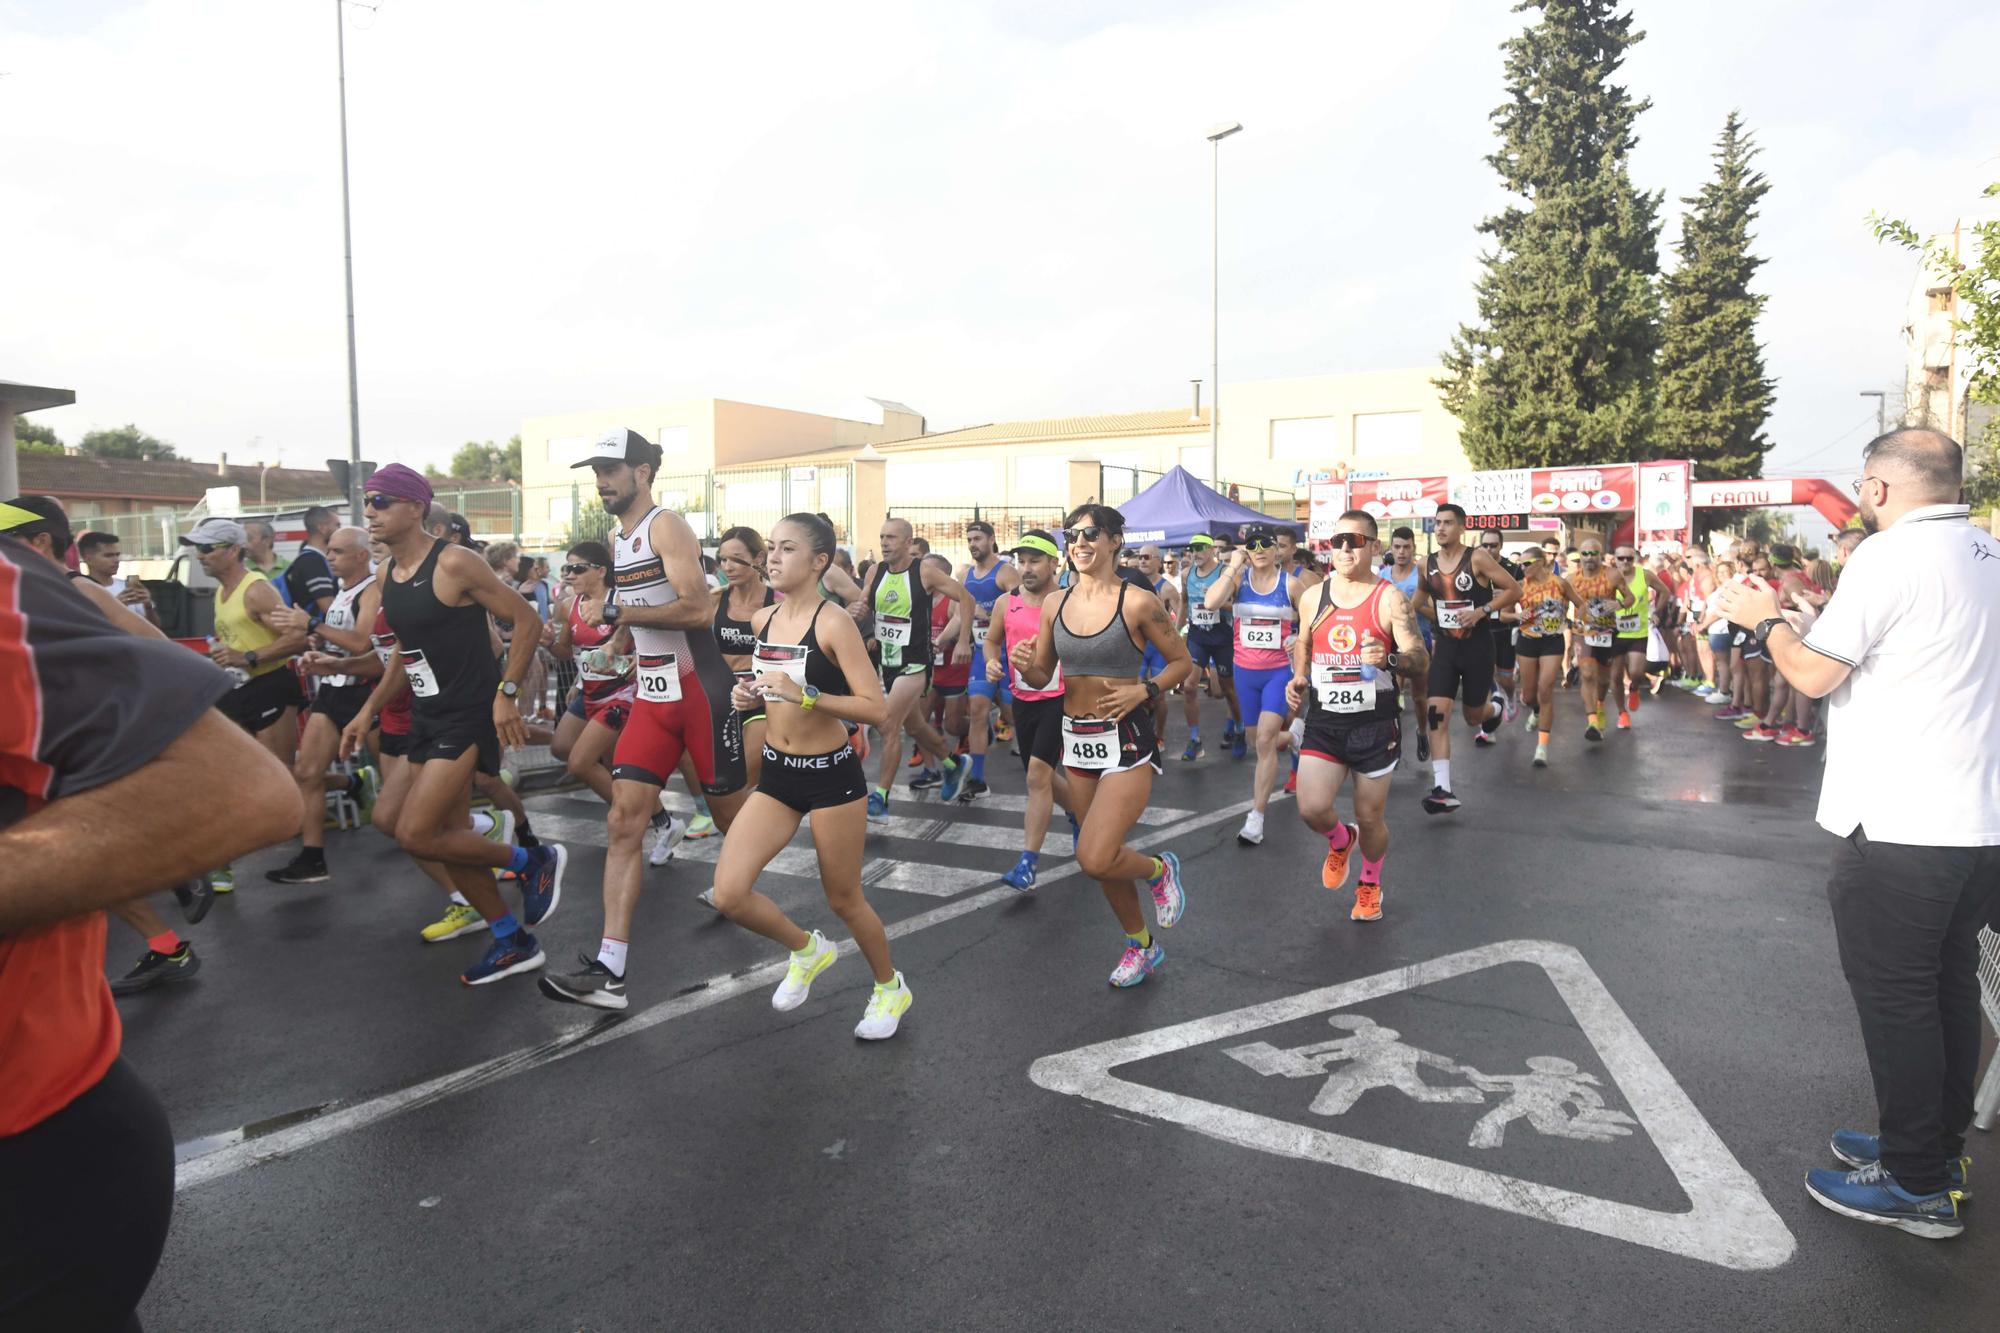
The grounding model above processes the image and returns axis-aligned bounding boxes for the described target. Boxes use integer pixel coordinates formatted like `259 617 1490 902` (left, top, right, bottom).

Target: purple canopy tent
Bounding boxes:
1108 466 1303 547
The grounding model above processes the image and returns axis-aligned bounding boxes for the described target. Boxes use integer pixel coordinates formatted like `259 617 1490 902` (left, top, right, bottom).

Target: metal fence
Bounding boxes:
1098 465 1296 523
521 462 856 554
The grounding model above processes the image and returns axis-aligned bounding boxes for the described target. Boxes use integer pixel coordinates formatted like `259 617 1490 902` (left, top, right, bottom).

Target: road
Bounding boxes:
115 687 1999 1330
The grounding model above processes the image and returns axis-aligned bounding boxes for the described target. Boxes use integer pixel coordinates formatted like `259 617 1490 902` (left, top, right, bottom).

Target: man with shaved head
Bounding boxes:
1718 428 2000 1240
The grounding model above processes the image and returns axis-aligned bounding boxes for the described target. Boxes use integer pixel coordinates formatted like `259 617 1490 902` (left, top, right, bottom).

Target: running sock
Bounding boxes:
1537 729 1551 746
490 911 521 940
1189 726 1199 743
1360 854 1385 885
792 931 822 957
506 844 532 874
874 975 902 992
470 810 496 837
1434 759 1452 792
1127 926 1152 949
449 892 470 907
970 754 986 781
693 793 712 818
875 786 890 803
147 929 182 955
516 817 540 849
1328 821 1353 852
597 938 628 977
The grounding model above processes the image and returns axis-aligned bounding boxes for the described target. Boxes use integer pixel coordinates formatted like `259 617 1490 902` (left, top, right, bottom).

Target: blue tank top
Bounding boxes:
1381 563 1432 647
963 557 1010 622
1183 561 1228 629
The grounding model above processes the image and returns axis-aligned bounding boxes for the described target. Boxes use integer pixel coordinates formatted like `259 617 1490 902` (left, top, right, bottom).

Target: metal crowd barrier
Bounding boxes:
1976 927 2000 1132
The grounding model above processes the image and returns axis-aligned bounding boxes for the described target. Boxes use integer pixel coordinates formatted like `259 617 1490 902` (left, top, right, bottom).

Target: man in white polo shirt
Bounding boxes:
1717 427 2000 1241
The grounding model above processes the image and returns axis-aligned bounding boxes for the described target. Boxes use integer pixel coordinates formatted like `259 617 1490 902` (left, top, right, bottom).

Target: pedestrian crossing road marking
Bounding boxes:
1028 939 1796 1271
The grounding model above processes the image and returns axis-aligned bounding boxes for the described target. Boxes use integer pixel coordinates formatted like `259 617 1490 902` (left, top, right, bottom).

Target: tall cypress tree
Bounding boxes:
1656 112 1775 480
1438 0 1663 469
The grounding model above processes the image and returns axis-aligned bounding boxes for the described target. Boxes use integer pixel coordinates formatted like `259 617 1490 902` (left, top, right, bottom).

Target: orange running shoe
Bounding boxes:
1351 880 1383 922
1615 710 1631 730
1321 822 1359 891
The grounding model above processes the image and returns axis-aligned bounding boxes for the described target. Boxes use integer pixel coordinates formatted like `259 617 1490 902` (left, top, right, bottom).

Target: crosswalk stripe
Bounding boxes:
543 788 1190 827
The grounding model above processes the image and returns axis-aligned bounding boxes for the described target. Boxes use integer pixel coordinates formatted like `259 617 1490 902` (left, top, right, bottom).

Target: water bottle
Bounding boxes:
1359 663 1378 683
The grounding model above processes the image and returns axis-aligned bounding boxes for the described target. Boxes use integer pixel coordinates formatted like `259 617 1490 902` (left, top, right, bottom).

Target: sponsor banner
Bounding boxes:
1638 461 1691 531
1349 475 1448 520
1448 468 1533 516
1528 516 1565 532
1690 479 1795 509
1307 481 1349 539
1529 465 1635 514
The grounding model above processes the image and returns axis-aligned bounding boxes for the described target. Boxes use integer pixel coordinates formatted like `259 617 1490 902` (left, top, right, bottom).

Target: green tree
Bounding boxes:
1655 112 1775 481
1872 183 2000 508
78 423 179 461
427 434 523 484
565 499 613 547
1437 0 1663 469
13 420 63 456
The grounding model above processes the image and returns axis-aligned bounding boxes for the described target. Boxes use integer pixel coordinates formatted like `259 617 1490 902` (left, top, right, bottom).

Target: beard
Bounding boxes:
1858 498 1880 535
601 486 638 517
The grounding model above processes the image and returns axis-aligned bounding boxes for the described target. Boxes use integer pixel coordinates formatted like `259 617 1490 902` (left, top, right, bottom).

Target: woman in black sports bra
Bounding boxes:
715 514 913 1040
714 526 776 789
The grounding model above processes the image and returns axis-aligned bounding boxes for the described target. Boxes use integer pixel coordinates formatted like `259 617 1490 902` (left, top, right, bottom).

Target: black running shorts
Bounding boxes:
218 668 303 735
1424 632 1495 705
758 741 868 813
1011 694 1065 771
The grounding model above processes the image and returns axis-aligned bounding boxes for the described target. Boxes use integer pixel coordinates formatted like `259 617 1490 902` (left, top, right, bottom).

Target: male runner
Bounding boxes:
1411 504 1519 813
1178 534 1241 759
267 525 379 884
1563 536 1637 741
341 465 564 987
1137 543 1182 759
956 520 1018 802
242 517 289 584
1476 531 1523 735
1607 543 1674 729
282 505 340 621
76 529 157 625
1287 511 1428 921
1540 535 1565 576
987 532 1078 890
847 516 974 818
540 431 751 1008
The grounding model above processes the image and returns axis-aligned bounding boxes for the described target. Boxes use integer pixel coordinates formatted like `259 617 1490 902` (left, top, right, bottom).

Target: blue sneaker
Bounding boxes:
909 767 943 791
1180 739 1204 761
519 843 566 928
1002 852 1038 892
866 791 889 823
1830 1130 1972 1198
1231 733 1247 760
1147 850 1186 928
460 930 546 986
1805 1162 1963 1239
938 759 967 803
1067 810 1081 845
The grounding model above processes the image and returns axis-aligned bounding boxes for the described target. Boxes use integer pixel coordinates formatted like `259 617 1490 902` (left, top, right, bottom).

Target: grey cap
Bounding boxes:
181 517 248 547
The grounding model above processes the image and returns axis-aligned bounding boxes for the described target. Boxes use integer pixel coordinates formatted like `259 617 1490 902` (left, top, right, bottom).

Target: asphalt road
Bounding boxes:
113 685 2000 1331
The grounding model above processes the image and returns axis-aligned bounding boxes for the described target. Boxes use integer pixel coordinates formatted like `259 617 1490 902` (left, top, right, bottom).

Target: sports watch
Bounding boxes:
1754 617 1787 646
497 680 521 699
1144 680 1161 701
244 650 260 669
800 684 820 711
600 603 622 626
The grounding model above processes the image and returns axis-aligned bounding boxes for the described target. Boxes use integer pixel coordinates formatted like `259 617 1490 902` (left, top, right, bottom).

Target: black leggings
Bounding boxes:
0 1057 174 1333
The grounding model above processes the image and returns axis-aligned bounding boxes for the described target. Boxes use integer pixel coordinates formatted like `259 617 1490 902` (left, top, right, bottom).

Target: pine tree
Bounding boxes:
1656 112 1775 480
1437 0 1663 469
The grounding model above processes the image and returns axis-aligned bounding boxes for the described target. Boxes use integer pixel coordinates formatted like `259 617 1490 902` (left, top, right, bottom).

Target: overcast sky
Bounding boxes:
5 0 1996 486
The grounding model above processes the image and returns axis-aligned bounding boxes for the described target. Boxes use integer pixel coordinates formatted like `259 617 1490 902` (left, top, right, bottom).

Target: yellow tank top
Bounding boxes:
216 571 286 677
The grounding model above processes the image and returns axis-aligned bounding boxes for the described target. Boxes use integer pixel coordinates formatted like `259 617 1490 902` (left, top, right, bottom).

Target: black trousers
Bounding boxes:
1826 829 2000 1194
0 1057 174 1333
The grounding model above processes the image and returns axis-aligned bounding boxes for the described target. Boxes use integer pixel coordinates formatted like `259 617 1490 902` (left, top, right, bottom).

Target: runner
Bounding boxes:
847 516 974 818
919 554 971 790
1136 543 1183 765
1512 544 1593 767
986 531 1079 891
1178 533 1241 760
1286 511 1429 922
1012 504 1191 987
1606 544 1674 730
1411 504 1520 813
546 538 639 803
1476 531 1522 731
1699 558 1738 711
712 525 777 801
340 464 566 986
957 520 1018 803
1561 536 1636 743
1723 548 1774 733
1202 523 1304 845
266 525 380 884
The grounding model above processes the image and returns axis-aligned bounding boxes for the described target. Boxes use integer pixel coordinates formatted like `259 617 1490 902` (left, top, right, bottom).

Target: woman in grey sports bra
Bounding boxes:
1012 504 1197 990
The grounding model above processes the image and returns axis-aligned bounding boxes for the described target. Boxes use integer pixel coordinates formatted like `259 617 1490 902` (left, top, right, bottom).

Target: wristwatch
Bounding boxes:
497 680 521 699
800 684 820 711
1754 616 1788 646
600 603 622 626
244 650 260 669
1144 680 1161 701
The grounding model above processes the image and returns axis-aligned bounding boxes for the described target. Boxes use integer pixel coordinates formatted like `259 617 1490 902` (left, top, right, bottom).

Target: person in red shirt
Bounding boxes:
0 530 298 1331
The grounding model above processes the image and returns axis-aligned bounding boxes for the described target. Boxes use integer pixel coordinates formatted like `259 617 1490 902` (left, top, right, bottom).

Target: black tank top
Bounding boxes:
752 601 851 698
1424 547 1493 642
379 538 498 720
713 583 775 657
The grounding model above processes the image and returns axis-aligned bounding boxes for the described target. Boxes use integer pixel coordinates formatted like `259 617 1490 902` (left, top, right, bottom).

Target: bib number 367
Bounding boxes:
637 653 682 703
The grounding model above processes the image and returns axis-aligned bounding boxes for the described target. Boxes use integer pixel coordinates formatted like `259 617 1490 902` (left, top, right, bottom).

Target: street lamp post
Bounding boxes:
336 1 364 520
1859 390 1886 439
1205 121 1243 489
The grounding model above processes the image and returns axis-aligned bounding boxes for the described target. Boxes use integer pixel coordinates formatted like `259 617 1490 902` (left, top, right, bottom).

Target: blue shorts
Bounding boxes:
967 647 1012 702
1142 644 1166 679
1187 630 1233 673
1235 664 1291 723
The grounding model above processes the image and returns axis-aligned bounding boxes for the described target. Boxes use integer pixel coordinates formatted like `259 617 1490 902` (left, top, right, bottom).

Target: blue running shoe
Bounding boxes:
461 930 546 986
1805 1162 1963 1239
866 791 889 823
1147 850 1186 928
1830 1130 1972 1198
1002 852 1038 892
938 759 967 804
519 843 566 927
1231 733 1247 760
1067 810 1080 845
1180 739 1203 761
909 767 943 791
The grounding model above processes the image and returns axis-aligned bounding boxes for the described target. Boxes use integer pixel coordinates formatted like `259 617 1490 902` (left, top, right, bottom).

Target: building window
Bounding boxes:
1270 417 1338 461
1015 455 1067 496
1354 411 1421 458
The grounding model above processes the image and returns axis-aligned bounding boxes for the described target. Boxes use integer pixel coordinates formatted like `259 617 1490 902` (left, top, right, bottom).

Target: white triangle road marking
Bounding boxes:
1027 939 1796 1272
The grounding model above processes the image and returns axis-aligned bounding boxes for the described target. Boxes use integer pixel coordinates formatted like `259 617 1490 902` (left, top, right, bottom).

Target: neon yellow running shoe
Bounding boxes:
855 972 912 1040
771 930 837 1011
684 813 717 839
421 901 490 944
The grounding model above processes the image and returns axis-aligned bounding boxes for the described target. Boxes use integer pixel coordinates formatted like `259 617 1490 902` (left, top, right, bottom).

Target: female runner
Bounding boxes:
710 513 913 1039
1012 504 1192 988
546 540 636 803
1512 545 1591 768
712 526 776 792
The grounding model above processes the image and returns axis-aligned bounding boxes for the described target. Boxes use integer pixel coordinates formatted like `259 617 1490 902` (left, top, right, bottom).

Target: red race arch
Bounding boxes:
1690 479 1857 530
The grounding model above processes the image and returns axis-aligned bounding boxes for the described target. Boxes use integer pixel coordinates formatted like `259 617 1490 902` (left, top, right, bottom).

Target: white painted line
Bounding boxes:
872 812 1073 859
175 793 1284 1192
532 787 1189 828
1027 939 1796 1272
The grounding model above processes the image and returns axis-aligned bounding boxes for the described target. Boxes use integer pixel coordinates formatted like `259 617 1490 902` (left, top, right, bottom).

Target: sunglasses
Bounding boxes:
561 562 598 577
1063 526 1110 544
1242 537 1275 551
363 493 406 511
191 542 222 554
1327 532 1371 551
1614 555 1635 562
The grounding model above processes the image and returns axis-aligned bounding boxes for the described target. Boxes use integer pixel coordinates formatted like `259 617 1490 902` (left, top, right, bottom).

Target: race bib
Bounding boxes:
1060 715 1119 770
1437 600 1474 631
1237 615 1285 651
636 653 682 703
874 615 911 647
972 614 992 638
403 649 440 697
1584 630 1613 649
1188 607 1220 630
1311 660 1373 713
1615 609 1642 635
752 640 810 692
371 632 397 666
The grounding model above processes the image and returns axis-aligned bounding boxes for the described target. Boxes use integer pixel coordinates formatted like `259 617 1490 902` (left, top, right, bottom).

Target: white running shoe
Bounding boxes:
772 930 838 1011
480 809 517 849
854 972 912 1040
1237 810 1265 846
648 813 688 867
